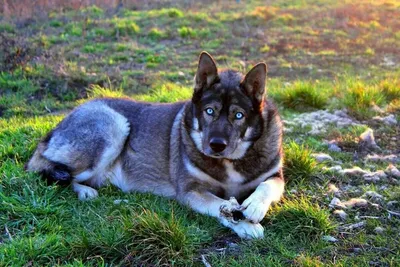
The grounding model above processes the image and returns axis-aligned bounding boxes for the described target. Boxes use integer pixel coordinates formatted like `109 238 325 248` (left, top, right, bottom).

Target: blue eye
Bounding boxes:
235 112 244 119
206 108 214 115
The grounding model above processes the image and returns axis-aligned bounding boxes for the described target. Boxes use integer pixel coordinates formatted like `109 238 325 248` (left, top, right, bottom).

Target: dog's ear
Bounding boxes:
241 63 267 105
194 51 218 92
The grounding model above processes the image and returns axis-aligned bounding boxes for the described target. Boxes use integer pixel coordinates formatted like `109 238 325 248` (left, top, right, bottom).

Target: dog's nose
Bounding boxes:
209 138 227 153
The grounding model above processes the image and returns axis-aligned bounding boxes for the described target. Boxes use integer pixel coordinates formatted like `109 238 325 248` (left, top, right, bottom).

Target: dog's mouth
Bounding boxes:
202 143 238 159
203 152 225 159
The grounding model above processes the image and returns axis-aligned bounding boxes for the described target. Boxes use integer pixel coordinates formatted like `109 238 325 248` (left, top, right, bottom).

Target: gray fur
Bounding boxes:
27 52 285 239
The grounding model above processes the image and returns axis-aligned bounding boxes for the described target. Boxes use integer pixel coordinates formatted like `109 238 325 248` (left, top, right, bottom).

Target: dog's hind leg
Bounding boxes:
27 101 130 200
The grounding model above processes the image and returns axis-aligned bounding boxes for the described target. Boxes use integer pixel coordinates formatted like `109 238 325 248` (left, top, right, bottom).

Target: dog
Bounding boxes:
27 52 285 239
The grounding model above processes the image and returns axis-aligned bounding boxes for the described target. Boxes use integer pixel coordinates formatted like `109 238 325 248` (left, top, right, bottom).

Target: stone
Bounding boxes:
372 114 397 125
363 170 387 182
284 109 361 135
342 198 368 208
328 183 340 194
386 165 400 178
339 166 369 176
328 142 342 152
363 191 384 200
322 235 338 242
347 221 366 230
329 197 345 208
312 153 333 162
374 227 384 234
366 154 399 163
113 199 128 205
333 209 348 220
359 128 380 150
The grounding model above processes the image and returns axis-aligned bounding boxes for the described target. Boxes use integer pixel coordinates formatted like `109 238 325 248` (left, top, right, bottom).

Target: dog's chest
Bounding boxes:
223 160 247 197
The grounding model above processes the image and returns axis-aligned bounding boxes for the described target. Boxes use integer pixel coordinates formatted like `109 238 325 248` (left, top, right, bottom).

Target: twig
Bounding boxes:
358 216 381 219
201 255 212 267
44 105 52 113
387 210 400 217
340 221 366 230
5 225 13 241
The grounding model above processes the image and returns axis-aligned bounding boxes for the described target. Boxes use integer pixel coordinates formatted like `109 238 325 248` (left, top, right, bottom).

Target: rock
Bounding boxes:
342 198 368 208
372 114 397 125
363 170 387 182
359 128 380 151
329 197 345 208
328 142 342 152
333 209 348 220
366 154 399 163
340 166 369 176
284 109 361 135
374 227 384 234
328 183 340 194
323 165 343 172
322 235 338 242
371 104 385 114
386 165 400 178
113 199 129 205
363 191 384 200
347 221 366 230
312 153 333 162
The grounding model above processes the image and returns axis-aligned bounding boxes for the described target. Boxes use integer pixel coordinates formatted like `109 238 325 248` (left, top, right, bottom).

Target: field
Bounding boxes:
1 0 400 265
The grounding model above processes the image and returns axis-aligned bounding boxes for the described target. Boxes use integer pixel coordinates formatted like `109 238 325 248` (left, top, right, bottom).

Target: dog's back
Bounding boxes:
27 98 185 198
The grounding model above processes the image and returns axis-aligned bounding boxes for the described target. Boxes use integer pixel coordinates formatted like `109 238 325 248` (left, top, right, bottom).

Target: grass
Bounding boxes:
0 0 400 265
283 141 319 185
271 81 330 111
267 196 335 241
124 210 205 265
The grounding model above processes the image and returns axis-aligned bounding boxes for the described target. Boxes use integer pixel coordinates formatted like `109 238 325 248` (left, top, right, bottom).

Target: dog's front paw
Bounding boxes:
219 197 244 222
242 195 271 223
73 183 99 201
230 221 264 239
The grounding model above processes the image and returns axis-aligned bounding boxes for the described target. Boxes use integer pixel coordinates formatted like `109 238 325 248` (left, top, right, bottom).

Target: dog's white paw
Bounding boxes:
73 183 98 201
219 197 243 221
242 195 271 223
230 221 264 239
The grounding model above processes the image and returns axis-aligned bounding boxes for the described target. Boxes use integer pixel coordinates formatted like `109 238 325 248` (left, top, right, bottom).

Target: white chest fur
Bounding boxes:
185 156 282 199
223 160 246 197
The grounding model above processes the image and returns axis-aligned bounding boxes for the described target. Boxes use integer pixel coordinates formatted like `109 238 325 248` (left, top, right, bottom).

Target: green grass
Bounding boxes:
1 0 400 265
124 210 206 265
271 81 330 111
341 80 385 119
268 196 335 241
283 141 319 185
112 19 140 37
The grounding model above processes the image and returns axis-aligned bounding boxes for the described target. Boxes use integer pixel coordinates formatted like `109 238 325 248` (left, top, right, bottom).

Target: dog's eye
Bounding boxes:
205 108 214 115
235 112 244 119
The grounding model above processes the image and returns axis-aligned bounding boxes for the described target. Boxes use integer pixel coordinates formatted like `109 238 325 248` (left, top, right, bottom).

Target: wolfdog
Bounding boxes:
27 52 284 239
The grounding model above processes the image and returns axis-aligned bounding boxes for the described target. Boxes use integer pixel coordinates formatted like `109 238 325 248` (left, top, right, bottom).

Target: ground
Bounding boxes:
0 0 400 266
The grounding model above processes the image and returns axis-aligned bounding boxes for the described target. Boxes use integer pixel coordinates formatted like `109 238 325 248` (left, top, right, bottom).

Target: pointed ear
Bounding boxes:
194 51 218 92
241 63 267 104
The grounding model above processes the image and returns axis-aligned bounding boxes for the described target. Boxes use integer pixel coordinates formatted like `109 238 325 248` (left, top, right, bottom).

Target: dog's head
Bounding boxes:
190 51 267 160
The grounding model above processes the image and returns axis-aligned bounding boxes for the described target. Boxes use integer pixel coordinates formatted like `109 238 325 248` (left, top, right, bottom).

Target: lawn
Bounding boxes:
0 0 399 265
